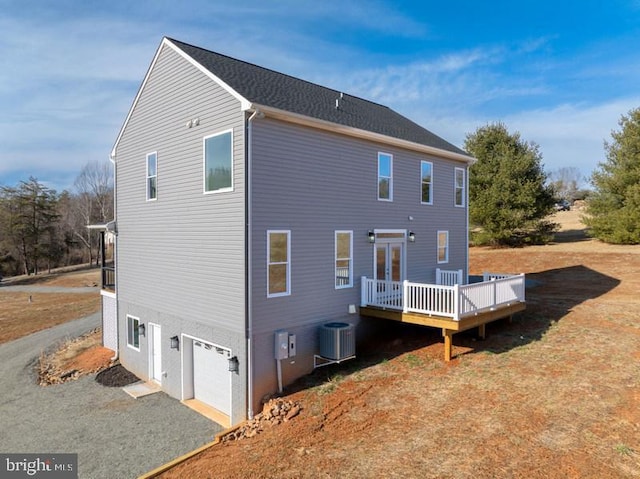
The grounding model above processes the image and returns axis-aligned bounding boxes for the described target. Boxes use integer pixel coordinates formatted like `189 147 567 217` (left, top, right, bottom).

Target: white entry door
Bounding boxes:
193 341 231 416
149 323 162 383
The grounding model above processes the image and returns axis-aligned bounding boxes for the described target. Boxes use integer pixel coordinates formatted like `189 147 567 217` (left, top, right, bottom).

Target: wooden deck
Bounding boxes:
361 301 526 361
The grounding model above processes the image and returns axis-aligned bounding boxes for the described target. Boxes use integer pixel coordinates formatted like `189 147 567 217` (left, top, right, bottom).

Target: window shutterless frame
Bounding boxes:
437 230 449 264
267 230 291 298
146 152 157 201
454 167 465 207
335 230 353 289
377 152 393 201
203 129 234 194
126 314 141 351
421 160 433 205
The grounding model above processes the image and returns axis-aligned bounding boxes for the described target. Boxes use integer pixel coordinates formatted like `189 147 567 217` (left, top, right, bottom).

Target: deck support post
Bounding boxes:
478 324 486 340
443 329 453 362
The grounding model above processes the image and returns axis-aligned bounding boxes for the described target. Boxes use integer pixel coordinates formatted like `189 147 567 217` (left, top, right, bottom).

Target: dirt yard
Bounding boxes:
161 210 640 479
0 269 101 344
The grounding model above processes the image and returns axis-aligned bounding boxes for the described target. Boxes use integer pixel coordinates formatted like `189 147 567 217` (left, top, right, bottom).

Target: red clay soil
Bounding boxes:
64 346 114 373
160 235 640 479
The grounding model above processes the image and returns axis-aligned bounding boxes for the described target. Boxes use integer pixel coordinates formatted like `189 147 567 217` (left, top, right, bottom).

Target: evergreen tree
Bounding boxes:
464 123 557 246
584 108 640 244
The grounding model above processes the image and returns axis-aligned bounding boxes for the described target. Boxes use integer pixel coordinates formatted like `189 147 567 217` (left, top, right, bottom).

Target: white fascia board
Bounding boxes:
249 103 477 165
110 37 251 160
164 38 252 111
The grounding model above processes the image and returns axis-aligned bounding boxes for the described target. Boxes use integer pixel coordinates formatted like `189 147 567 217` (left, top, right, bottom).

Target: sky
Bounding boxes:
1 0 639 192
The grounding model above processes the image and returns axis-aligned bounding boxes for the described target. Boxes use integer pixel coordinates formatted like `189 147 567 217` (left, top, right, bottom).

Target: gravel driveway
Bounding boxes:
0 313 222 478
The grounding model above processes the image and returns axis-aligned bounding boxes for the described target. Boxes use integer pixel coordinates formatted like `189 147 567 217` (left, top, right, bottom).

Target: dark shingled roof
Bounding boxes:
168 38 469 157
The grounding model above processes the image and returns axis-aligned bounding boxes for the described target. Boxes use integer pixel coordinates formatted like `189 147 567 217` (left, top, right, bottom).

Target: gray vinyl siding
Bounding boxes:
248 118 468 403
115 44 246 333
114 45 247 423
251 118 467 331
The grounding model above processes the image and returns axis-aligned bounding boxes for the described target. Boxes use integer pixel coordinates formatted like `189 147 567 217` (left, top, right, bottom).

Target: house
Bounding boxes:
101 37 525 427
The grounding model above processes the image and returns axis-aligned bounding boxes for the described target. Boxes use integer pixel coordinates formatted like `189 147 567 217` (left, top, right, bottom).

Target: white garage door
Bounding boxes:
193 341 231 416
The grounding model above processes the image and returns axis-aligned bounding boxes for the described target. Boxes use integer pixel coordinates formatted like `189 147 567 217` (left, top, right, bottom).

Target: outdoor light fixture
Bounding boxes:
408 231 416 243
228 356 239 373
368 231 375 243
138 323 146 337
170 336 180 350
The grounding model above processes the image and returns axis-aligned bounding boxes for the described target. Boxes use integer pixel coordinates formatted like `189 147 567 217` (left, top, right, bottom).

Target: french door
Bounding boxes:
375 242 403 282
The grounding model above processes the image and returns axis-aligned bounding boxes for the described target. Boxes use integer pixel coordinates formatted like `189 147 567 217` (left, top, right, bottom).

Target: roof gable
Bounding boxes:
167 38 470 159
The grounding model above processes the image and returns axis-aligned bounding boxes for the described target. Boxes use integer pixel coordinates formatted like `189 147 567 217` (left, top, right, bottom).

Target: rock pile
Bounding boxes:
221 398 302 442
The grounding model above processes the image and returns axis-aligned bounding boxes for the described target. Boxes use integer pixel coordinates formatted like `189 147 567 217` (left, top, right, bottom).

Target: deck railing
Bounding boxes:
361 273 525 321
102 265 115 292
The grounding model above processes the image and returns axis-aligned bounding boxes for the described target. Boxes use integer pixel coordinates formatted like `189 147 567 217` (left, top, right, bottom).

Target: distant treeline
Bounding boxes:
0 161 113 278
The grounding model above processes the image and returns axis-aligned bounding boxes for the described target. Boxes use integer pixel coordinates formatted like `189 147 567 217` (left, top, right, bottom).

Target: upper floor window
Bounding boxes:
267 230 290 297
455 167 465 207
437 231 449 264
421 161 433 204
146 152 157 201
335 231 353 289
204 130 233 193
378 152 393 201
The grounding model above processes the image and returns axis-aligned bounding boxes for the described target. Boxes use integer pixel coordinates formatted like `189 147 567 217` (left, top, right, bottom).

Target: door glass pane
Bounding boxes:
376 247 386 281
391 246 401 282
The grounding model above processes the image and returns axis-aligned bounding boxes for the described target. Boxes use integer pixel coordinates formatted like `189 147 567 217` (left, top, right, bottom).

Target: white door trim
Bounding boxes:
148 322 162 384
180 333 233 417
372 229 407 282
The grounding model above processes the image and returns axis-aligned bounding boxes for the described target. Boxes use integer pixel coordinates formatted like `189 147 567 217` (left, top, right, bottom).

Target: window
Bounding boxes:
421 161 433 204
335 231 353 288
127 315 140 350
146 152 157 200
204 130 233 193
437 231 449 264
455 167 465 207
267 230 290 297
378 152 393 201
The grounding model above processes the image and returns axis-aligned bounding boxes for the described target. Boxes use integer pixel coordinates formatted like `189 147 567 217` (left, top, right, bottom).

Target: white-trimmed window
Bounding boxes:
146 152 157 201
204 129 233 193
267 230 290 297
378 152 393 201
455 167 465 207
127 315 140 350
335 231 353 288
421 161 433 204
437 231 449 264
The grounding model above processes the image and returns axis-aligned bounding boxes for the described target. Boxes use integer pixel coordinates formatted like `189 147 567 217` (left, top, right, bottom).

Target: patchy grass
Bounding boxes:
0 292 100 344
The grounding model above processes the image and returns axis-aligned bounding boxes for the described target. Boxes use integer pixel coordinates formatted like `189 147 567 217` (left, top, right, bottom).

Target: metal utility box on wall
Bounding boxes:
318 322 355 361
275 330 289 360
288 334 296 357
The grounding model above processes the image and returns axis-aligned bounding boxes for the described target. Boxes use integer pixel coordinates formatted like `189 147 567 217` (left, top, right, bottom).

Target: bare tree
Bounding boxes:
71 161 114 265
549 167 583 201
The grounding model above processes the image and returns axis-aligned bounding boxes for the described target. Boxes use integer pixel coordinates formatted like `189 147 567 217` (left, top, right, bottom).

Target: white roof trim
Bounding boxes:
110 37 251 160
111 37 473 165
249 104 476 165
164 38 252 111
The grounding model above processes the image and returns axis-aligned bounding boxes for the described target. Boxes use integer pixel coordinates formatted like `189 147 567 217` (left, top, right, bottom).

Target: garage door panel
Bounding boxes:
193 340 231 415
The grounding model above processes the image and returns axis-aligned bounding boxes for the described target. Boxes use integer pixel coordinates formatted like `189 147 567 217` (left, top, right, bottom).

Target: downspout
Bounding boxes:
109 151 119 361
465 164 470 284
246 108 262 420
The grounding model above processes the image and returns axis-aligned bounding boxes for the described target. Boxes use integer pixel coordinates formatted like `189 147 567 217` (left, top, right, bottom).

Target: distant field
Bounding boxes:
0 269 101 344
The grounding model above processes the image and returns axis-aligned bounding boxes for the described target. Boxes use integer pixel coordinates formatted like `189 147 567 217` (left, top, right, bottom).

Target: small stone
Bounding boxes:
285 405 300 421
